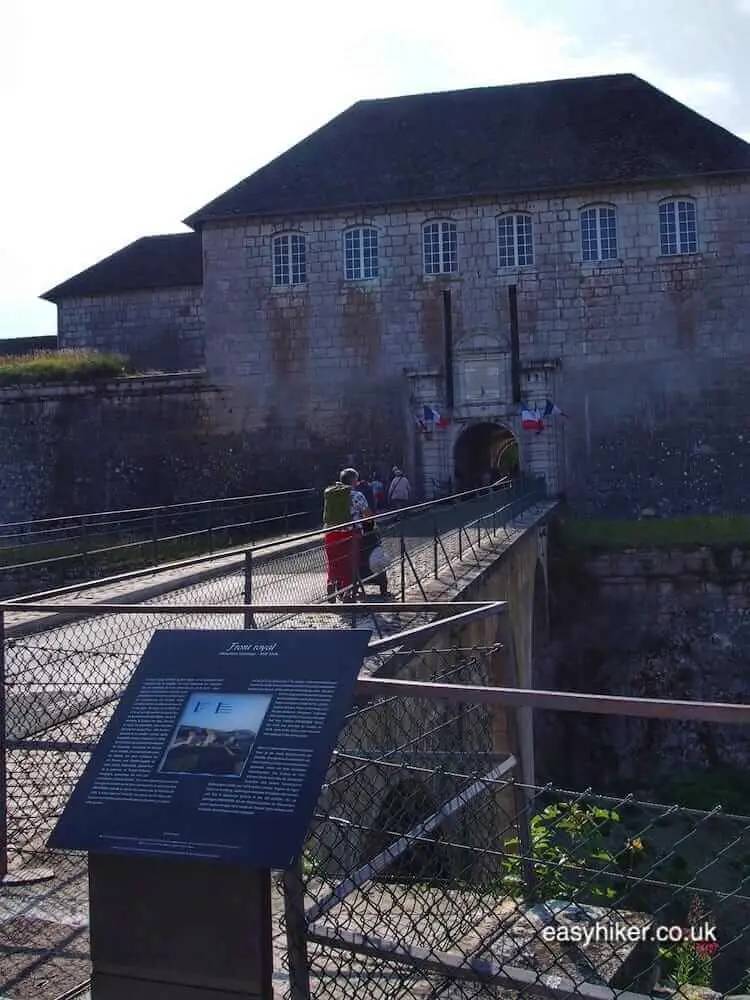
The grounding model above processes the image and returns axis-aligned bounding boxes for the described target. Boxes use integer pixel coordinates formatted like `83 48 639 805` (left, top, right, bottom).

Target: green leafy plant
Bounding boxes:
302 850 321 877
500 801 625 902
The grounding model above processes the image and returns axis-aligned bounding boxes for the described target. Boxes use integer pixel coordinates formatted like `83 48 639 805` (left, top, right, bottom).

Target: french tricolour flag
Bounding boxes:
520 408 544 433
424 405 449 428
542 399 569 420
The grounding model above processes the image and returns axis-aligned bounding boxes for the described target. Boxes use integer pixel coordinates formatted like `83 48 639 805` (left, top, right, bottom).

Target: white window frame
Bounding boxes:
423 220 458 275
272 233 307 287
659 198 698 256
497 213 534 268
580 204 618 262
344 226 379 280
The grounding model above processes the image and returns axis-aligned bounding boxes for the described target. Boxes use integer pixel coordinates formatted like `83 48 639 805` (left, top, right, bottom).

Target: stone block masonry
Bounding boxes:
57 286 204 372
200 176 750 513
536 542 750 791
0 373 312 524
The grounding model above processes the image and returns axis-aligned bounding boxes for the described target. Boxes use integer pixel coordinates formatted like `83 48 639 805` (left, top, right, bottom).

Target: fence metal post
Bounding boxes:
400 527 406 601
151 510 159 565
351 536 358 629
207 508 214 554
498 615 537 900
458 526 463 561
244 551 256 629
80 515 90 575
283 859 312 1000
283 498 290 536
0 610 7 880
477 513 481 548
510 707 537 901
433 517 438 579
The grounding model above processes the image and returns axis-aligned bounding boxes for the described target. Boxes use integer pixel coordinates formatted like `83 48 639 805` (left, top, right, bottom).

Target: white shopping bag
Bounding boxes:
369 545 389 575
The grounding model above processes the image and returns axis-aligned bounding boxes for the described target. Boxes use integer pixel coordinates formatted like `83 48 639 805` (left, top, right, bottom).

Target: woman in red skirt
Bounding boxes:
324 468 371 602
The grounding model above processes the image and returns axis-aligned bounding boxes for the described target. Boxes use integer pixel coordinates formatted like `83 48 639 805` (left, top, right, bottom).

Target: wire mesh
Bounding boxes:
290 661 750 1000
0 479 550 998
1 481 548 875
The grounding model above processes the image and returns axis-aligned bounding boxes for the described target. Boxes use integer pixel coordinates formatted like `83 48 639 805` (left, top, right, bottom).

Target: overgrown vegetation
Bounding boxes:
0 348 132 385
500 801 724 989
659 896 716 989
560 514 750 550
500 801 627 903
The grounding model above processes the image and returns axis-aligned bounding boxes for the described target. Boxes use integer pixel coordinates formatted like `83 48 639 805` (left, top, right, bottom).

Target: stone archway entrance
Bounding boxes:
454 422 519 491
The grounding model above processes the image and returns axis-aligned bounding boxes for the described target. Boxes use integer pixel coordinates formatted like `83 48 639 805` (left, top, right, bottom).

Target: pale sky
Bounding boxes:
3 0 750 339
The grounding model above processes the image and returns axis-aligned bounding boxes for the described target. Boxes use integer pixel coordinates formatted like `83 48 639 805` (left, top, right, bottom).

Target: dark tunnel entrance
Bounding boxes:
454 422 519 491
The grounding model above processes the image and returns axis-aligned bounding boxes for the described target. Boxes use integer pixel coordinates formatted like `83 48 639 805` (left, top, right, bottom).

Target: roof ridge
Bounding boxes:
356 72 641 105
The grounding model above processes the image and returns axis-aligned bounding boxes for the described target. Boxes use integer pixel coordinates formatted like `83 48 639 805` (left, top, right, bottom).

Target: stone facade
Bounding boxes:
0 375 232 523
58 286 204 372
199 175 750 512
536 542 750 790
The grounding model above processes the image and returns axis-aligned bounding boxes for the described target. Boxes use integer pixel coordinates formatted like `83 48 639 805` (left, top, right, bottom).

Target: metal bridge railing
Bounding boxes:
5 631 750 1000
0 479 550 883
286 666 750 1000
0 487 320 595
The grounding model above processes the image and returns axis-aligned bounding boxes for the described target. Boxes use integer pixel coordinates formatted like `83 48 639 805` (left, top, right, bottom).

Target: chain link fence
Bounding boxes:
0 479 553 997
283 659 750 1000
0 475 550 863
2 607 750 999
0 488 319 599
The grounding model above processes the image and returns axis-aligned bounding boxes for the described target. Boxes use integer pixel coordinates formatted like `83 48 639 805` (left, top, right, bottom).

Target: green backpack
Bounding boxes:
323 483 352 528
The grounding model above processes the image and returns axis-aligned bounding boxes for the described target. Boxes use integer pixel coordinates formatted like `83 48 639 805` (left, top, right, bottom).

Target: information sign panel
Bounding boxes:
48 628 370 868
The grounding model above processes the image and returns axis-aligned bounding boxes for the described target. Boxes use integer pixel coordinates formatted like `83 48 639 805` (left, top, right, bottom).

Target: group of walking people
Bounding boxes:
322 466 412 602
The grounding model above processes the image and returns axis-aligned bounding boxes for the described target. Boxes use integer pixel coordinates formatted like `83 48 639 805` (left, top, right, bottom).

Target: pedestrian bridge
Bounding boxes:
0 478 558 881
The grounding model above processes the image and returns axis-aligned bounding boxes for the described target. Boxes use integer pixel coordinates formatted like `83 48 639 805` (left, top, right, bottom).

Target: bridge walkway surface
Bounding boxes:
0 480 556 1000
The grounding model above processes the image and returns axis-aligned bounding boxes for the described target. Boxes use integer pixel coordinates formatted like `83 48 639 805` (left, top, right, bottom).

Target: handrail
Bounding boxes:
3 476 546 605
0 487 318 531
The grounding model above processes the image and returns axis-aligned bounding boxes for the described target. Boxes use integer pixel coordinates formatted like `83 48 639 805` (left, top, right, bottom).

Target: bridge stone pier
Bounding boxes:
311 501 556 877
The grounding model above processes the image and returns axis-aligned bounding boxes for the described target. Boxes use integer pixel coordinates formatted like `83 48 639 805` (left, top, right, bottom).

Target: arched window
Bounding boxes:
580 204 618 262
497 213 534 267
272 233 307 286
423 220 458 275
659 198 698 255
344 226 379 280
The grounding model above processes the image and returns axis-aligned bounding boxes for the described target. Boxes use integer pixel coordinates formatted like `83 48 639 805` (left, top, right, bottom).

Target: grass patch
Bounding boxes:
561 515 750 550
0 348 132 385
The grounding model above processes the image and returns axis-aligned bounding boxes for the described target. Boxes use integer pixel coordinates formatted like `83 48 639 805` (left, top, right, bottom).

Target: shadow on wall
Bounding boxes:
363 780 452 883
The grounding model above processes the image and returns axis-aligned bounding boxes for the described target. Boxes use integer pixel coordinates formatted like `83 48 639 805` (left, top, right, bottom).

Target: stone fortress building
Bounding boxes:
42 73 750 514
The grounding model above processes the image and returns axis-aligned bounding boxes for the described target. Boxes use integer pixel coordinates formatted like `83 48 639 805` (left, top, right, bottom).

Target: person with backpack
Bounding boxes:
322 468 372 601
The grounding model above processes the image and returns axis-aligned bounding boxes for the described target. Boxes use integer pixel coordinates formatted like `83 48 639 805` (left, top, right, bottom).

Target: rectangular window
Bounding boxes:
273 234 307 286
423 222 458 275
659 200 697 256
498 214 534 267
581 206 618 262
344 227 379 280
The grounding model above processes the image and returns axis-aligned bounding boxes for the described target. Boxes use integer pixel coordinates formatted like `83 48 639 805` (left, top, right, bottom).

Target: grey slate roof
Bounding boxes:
41 233 202 302
183 73 750 227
